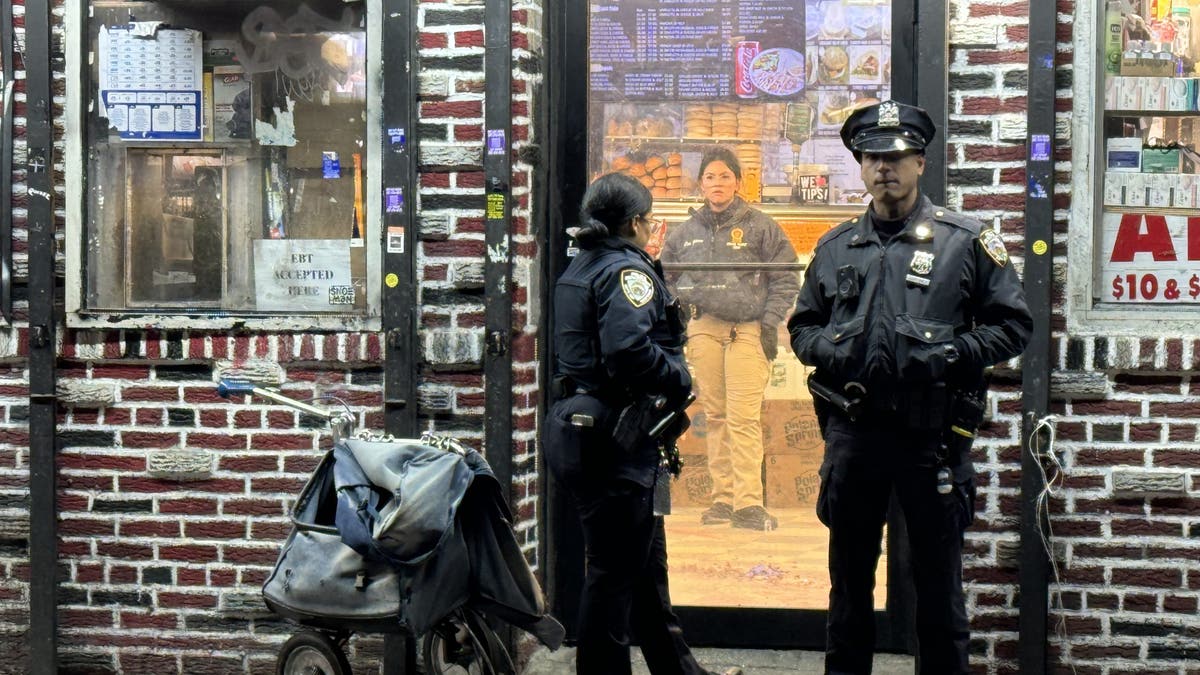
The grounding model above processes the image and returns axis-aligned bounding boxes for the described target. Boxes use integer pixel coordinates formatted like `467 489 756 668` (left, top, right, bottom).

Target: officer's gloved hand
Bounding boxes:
759 323 779 361
922 343 960 381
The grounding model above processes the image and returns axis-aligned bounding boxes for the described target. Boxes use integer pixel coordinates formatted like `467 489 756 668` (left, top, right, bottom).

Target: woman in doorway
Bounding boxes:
660 147 800 531
543 172 742 675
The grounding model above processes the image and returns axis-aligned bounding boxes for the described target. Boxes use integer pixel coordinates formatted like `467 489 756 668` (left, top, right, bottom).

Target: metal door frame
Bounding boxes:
539 0 948 650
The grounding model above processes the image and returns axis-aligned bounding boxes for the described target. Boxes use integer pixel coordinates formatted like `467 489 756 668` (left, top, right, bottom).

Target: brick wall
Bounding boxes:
951 1 1200 674
0 0 546 673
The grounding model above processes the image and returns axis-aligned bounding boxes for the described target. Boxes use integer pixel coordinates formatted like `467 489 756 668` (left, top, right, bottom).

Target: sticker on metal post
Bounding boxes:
487 193 505 220
387 226 405 254
385 187 404 213
487 129 506 156
322 151 341 179
385 273 399 288
387 127 406 146
1030 134 1051 162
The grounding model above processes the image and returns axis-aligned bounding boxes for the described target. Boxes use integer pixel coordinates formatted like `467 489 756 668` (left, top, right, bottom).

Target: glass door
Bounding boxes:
545 0 936 650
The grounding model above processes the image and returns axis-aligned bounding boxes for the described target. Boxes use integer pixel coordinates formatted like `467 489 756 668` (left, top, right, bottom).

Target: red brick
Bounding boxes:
120 611 179 630
158 498 219 515
121 387 179 403
419 31 448 49
186 432 249 450
223 498 285 517
157 592 218 609
454 30 483 48
60 453 146 472
120 431 180 449
120 520 181 538
184 521 246 540
60 608 115 629
420 100 482 119
158 544 219 563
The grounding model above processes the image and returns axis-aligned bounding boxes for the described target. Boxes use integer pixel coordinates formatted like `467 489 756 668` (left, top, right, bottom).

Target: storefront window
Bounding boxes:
1099 0 1200 306
588 0 891 610
69 0 377 322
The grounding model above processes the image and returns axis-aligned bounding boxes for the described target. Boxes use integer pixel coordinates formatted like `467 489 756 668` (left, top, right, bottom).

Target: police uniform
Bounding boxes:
543 236 716 675
660 197 799 526
786 102 1032 675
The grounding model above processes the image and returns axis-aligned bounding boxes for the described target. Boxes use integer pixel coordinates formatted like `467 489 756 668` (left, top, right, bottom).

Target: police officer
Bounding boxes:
660 147 799 531
543 172 742 675
787 101 1032 675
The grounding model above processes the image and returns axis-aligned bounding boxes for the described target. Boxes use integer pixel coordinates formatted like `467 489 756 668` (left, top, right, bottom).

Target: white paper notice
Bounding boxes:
253 239 355 312
99 25 203 140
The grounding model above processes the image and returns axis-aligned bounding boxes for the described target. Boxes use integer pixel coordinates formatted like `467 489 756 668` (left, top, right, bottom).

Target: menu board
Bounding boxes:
590 0 892 207
590 0 806 102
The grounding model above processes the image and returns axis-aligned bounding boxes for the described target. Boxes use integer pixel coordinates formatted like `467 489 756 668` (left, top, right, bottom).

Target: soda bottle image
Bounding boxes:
735 41 761 98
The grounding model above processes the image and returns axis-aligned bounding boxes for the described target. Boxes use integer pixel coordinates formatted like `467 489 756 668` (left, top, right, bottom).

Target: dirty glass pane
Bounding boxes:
1099 0 1200 306
587 0 893 610
84 1 370 315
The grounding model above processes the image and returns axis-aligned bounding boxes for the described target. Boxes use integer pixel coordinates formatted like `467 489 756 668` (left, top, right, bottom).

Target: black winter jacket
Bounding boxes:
788 196 1032 397
660 197 800 327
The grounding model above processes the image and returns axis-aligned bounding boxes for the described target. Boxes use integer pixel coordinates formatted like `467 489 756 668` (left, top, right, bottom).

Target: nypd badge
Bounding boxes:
910 250 935 275
878 100 901 128
620 269 655 307
979 229 1009 267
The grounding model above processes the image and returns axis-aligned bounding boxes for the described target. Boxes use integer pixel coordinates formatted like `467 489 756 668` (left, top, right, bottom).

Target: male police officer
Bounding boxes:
787 101 1032 674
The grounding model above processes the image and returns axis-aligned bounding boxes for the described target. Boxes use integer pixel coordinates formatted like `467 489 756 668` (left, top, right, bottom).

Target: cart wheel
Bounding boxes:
276 630 352 675
422 609 514 675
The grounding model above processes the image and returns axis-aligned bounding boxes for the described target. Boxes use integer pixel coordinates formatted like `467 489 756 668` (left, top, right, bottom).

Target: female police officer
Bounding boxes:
543 172 740 675
789 101 1031 674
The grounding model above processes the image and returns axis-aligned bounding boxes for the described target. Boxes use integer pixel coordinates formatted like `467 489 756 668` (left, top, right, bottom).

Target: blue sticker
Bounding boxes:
385 187 404 213
322 152 341 179
388 127 406 145
487 129 506 156
1030 134 1051 163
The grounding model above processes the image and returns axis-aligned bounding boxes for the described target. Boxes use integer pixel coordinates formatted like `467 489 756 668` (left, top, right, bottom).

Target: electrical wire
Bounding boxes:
1027 413 1076 673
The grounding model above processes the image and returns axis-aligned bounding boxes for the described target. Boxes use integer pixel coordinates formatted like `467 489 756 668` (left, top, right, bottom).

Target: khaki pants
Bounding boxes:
686 314 770 511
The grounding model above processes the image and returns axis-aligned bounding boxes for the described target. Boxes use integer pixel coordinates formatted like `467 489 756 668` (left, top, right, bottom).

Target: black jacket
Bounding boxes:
788 196 1032 397
548 237 690 486
660 197 800 327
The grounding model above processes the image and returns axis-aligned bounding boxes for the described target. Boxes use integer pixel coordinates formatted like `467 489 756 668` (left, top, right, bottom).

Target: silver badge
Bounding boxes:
878 101 901 128
910 251 935 275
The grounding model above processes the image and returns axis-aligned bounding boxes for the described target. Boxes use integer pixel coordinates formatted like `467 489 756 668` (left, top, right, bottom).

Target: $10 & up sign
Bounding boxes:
1102 212 1200 303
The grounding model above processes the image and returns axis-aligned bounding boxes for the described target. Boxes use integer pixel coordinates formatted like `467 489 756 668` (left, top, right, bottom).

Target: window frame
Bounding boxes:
64 0 384 330
1069 0 1200 335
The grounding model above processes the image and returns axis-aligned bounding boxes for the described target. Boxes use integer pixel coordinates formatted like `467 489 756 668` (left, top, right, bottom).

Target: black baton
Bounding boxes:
807 375 864 422
648 393 697 438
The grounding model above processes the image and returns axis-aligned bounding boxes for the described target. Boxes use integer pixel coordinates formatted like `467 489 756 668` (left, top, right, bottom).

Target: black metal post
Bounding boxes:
915 0 948 204
1018 0 1056 672
542 0 590 638
25 0 56 672
0 0 14 323
381 0 420 670
483 0 513 506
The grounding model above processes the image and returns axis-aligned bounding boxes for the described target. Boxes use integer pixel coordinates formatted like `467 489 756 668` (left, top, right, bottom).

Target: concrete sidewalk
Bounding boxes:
523 646 915 674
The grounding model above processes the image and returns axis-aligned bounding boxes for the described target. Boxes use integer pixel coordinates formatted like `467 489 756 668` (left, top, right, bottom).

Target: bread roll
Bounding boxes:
652 166 669 180
651 186 669 198
639 175 655 188
611 156 632 171
667 153 683 166
645 156 666 172
666 177 683 189
629 163 647 177
666 166 683 177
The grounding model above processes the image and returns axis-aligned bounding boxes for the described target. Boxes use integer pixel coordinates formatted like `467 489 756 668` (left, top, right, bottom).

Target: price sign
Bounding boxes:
1101 212 1200 304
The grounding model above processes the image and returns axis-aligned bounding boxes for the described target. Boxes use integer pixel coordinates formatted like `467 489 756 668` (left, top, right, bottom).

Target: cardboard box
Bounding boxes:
670 465 713 507
761 398 824 458
1107 137 1143 172
764 455 822 508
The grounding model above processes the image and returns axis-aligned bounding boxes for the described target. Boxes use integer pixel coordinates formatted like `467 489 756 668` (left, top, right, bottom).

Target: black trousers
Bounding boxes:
571 479 709 675
818 417 974 675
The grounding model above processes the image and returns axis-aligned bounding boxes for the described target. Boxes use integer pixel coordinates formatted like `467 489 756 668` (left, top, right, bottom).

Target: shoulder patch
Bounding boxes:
620 268 655 307
979 229 1008 267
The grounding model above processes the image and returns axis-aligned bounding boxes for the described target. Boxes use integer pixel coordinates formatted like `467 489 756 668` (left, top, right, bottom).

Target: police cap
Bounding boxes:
840 100 936 155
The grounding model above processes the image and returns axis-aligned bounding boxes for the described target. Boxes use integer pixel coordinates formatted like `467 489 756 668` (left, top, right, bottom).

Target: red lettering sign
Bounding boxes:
1109 214 1178 262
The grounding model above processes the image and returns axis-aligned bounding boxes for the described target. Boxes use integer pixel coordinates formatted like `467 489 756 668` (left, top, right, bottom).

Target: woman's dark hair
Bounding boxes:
575 172 652 248
697 147 742 181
